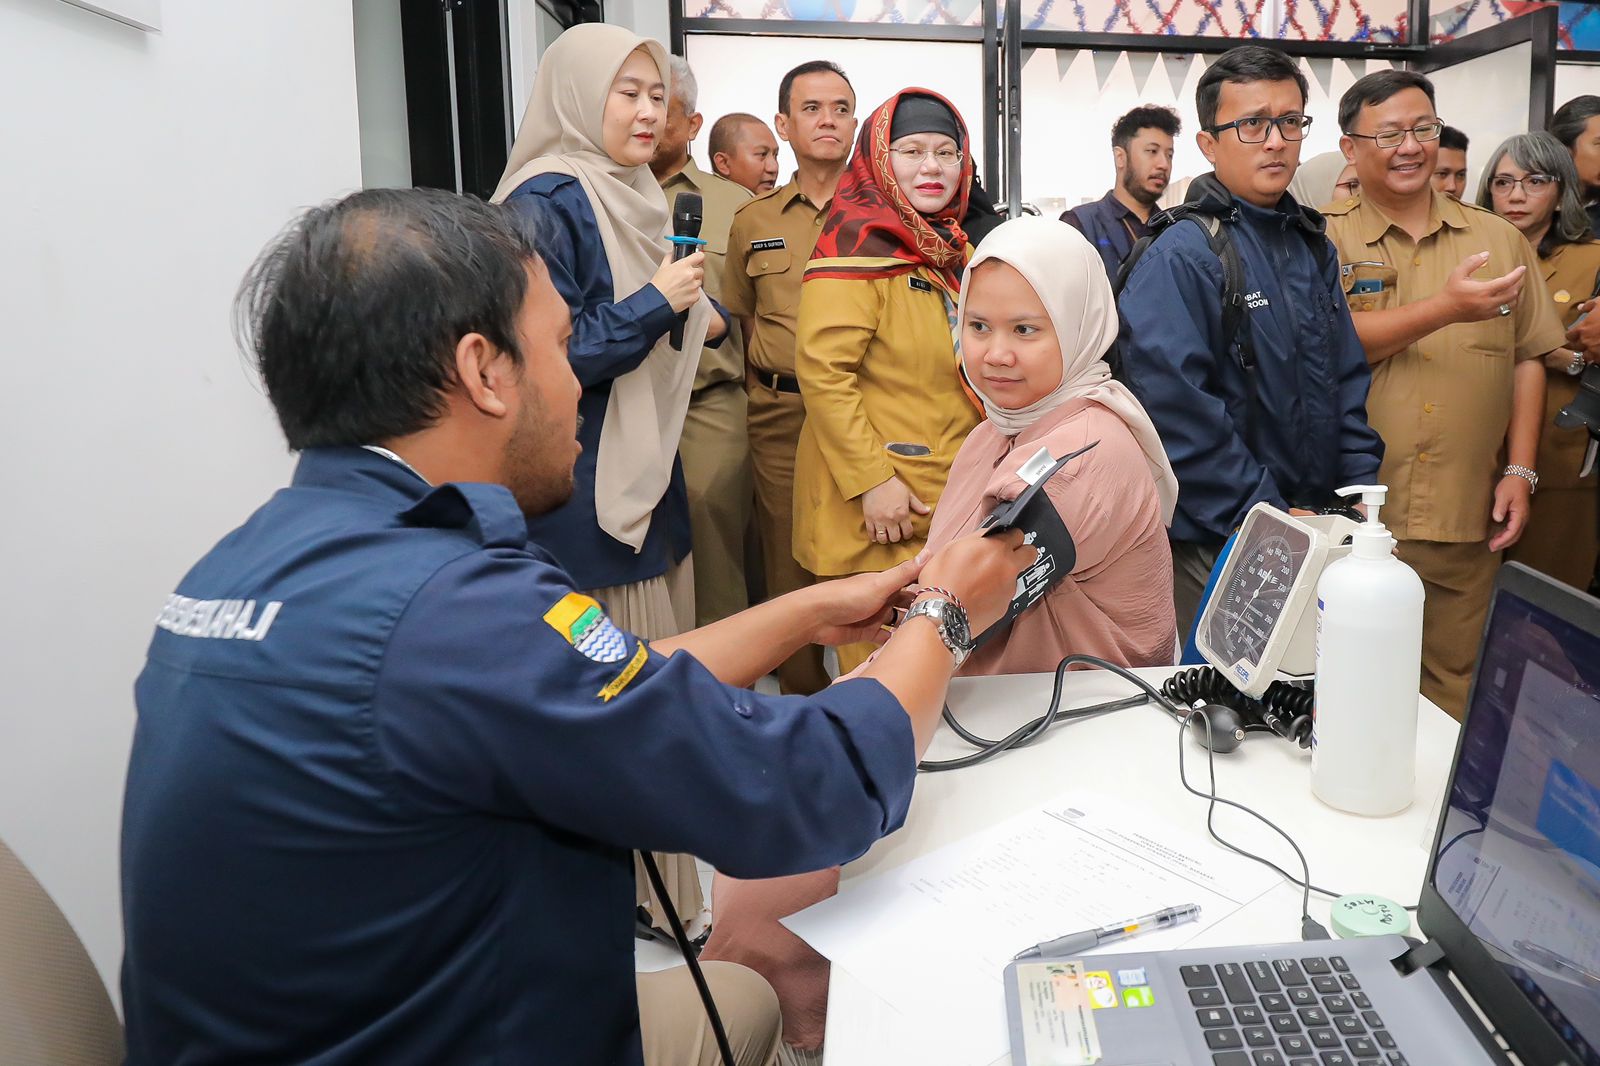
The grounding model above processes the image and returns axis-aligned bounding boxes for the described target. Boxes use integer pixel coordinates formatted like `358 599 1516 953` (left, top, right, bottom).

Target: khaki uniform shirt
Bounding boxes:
723 174 830 376
1323 191 1565 542
659 159 751 391
791 270 981 576
1538 240 1600 490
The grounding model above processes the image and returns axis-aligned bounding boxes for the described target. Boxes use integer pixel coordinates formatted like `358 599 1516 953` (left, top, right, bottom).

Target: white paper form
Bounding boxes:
784 789 1281 1066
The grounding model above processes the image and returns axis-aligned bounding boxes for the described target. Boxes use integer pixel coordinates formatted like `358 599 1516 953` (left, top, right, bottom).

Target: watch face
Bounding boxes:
1203 515 1313 670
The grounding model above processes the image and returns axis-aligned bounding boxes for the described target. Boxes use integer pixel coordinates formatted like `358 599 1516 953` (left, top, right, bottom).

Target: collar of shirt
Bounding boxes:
362 444 431 486
1350 187 1470 245
773 172 827 213
298 447 530 549
1100 188 1134 219
660 158 706 194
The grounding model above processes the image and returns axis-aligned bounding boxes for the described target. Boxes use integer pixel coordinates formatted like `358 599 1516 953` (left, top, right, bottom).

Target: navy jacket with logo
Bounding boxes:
121 446 914 1065
1115 174 1384 544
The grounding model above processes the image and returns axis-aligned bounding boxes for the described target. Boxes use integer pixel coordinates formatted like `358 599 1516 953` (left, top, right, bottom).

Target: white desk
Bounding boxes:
821 666 1460 1066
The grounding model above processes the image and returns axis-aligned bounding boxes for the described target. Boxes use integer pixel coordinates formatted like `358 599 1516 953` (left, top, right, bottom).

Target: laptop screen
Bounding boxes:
1432 581 1600 1064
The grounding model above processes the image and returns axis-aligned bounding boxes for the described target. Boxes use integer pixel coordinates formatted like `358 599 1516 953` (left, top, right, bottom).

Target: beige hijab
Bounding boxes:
957 216 1179 525
492 24 711 551
1288 151 1347 211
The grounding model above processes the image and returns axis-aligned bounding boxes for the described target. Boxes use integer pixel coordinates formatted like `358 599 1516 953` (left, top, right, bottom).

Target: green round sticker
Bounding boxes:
1331 894 1411 938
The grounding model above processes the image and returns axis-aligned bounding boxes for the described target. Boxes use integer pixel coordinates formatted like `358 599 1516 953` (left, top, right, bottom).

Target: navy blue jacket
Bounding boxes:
1062 190 1153 280
121 447 914 1065
504 174 729 590
1116 176 1384 544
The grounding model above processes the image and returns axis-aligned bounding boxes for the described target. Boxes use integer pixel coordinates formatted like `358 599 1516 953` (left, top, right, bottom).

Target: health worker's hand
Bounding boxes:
811 559 924 647
917 528 1035 637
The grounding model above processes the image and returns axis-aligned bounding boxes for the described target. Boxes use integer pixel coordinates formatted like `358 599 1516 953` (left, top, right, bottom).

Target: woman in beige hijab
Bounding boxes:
1288 150 1348 211
493 24 722 640
492 22 726 944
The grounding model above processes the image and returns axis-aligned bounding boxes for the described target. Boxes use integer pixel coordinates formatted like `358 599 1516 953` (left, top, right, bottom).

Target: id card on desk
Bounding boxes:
1011 960 1102 1065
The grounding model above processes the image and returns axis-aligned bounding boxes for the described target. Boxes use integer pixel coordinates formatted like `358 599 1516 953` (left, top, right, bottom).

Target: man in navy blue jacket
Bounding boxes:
1116 45 1384 633
1062 104 1180 279
119 189 1031 1066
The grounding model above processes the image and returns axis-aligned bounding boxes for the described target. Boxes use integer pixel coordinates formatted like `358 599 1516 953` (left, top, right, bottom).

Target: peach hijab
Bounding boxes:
956 216 1178 525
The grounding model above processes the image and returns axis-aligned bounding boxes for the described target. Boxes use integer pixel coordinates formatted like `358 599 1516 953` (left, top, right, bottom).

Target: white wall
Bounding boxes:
1019 51 1395 211
507 0 676 134
354 0 412 188
1426 40 1533 200
1557 62 1600 113
0 0 361 1004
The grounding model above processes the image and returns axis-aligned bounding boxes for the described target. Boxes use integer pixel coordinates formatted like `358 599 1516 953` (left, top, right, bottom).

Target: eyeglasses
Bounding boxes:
1334 179 1361 196
1489 173 1558 194
1344 121 1444 150
890 146 964 168
1205 114 1313 143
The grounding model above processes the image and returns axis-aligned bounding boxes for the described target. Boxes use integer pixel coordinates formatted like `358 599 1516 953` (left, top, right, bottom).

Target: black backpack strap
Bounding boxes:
1114 206 1255 377
1190 213 1254 374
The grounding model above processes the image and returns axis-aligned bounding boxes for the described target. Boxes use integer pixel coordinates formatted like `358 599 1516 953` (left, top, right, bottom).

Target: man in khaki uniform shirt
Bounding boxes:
723 60 859 694
1324 71 1556 718
653 57 754 627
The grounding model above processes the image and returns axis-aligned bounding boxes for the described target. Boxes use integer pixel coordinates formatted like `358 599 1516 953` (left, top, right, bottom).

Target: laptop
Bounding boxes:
1009 563 1600 1066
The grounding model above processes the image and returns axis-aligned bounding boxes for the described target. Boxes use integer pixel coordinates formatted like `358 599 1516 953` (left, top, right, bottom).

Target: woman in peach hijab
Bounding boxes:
700 218 1179 1059
927 214 1178 673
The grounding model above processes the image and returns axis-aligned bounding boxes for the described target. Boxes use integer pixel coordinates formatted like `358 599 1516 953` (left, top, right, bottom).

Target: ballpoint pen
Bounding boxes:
1514 939 1600 986
1013 903 1203 961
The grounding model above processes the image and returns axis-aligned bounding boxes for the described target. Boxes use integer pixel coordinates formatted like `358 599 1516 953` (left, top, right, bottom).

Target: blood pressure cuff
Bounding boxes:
974 442 1095 645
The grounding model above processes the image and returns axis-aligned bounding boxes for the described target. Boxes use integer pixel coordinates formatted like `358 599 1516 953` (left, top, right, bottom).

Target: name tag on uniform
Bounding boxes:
750 237 785 251
1352 279 1384 294
908 275 934 293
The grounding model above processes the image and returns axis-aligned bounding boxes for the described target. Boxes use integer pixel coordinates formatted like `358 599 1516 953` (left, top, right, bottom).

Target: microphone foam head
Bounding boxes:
673 192 704 238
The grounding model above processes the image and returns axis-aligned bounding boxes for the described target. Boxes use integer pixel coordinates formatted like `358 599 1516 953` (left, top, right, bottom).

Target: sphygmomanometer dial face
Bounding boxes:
1205 517 1313 668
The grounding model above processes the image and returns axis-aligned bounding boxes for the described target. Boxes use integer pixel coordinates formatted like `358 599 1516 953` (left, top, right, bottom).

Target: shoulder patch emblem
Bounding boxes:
543 592 630 663
598 644 650 702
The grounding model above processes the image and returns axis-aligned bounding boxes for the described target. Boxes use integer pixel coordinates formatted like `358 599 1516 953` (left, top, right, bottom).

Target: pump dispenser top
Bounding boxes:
1313 482 1424 816
1337 484 1395 560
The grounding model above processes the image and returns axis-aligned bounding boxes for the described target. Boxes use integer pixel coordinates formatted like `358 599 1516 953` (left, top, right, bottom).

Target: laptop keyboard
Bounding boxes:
1180 956 1409 1066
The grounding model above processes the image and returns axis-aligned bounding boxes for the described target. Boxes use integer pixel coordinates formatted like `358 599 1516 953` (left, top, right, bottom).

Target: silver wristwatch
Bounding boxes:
904 596 974 668
1567 349 1587 376
1504 464 1539 493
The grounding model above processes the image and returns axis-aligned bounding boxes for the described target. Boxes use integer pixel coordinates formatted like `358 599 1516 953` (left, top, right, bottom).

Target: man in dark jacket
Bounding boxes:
1062 104 1180 278
1116 45 1384 633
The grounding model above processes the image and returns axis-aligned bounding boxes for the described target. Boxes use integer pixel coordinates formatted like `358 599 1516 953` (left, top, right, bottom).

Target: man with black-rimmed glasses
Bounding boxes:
1116 45 1384 636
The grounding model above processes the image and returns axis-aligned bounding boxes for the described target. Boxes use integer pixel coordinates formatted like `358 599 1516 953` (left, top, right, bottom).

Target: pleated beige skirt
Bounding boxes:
586 556 708 938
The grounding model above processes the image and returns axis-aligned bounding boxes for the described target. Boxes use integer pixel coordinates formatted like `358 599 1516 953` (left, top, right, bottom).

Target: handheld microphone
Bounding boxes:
668 191 705 350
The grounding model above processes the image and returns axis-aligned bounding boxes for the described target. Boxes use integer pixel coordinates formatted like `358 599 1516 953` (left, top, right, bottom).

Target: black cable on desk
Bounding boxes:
918 654 1433 937
917 656 1173 772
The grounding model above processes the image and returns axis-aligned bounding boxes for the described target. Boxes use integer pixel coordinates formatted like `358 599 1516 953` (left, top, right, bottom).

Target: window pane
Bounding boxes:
685 0 983 24
1431 0 1600 49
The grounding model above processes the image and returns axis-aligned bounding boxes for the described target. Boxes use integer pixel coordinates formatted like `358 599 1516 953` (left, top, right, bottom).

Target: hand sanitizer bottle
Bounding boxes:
1311 485 1425 816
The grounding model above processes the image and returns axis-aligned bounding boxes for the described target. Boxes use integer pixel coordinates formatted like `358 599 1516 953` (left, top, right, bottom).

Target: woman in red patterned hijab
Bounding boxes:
792 88 982 675
806 89 973 293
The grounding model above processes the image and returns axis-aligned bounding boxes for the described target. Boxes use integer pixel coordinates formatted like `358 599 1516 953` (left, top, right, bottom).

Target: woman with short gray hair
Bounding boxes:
1478 131 1600 588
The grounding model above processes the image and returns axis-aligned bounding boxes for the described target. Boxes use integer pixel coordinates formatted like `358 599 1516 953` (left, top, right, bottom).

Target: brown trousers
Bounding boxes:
1171 540 1225 639
1393 538 1501 721
747 378 831 694
1506 485 1599 591
638 962 782 1066
682 381 754 627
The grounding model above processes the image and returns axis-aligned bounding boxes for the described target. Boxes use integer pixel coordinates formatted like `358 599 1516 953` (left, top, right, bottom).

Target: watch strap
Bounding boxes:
905 596 973 668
